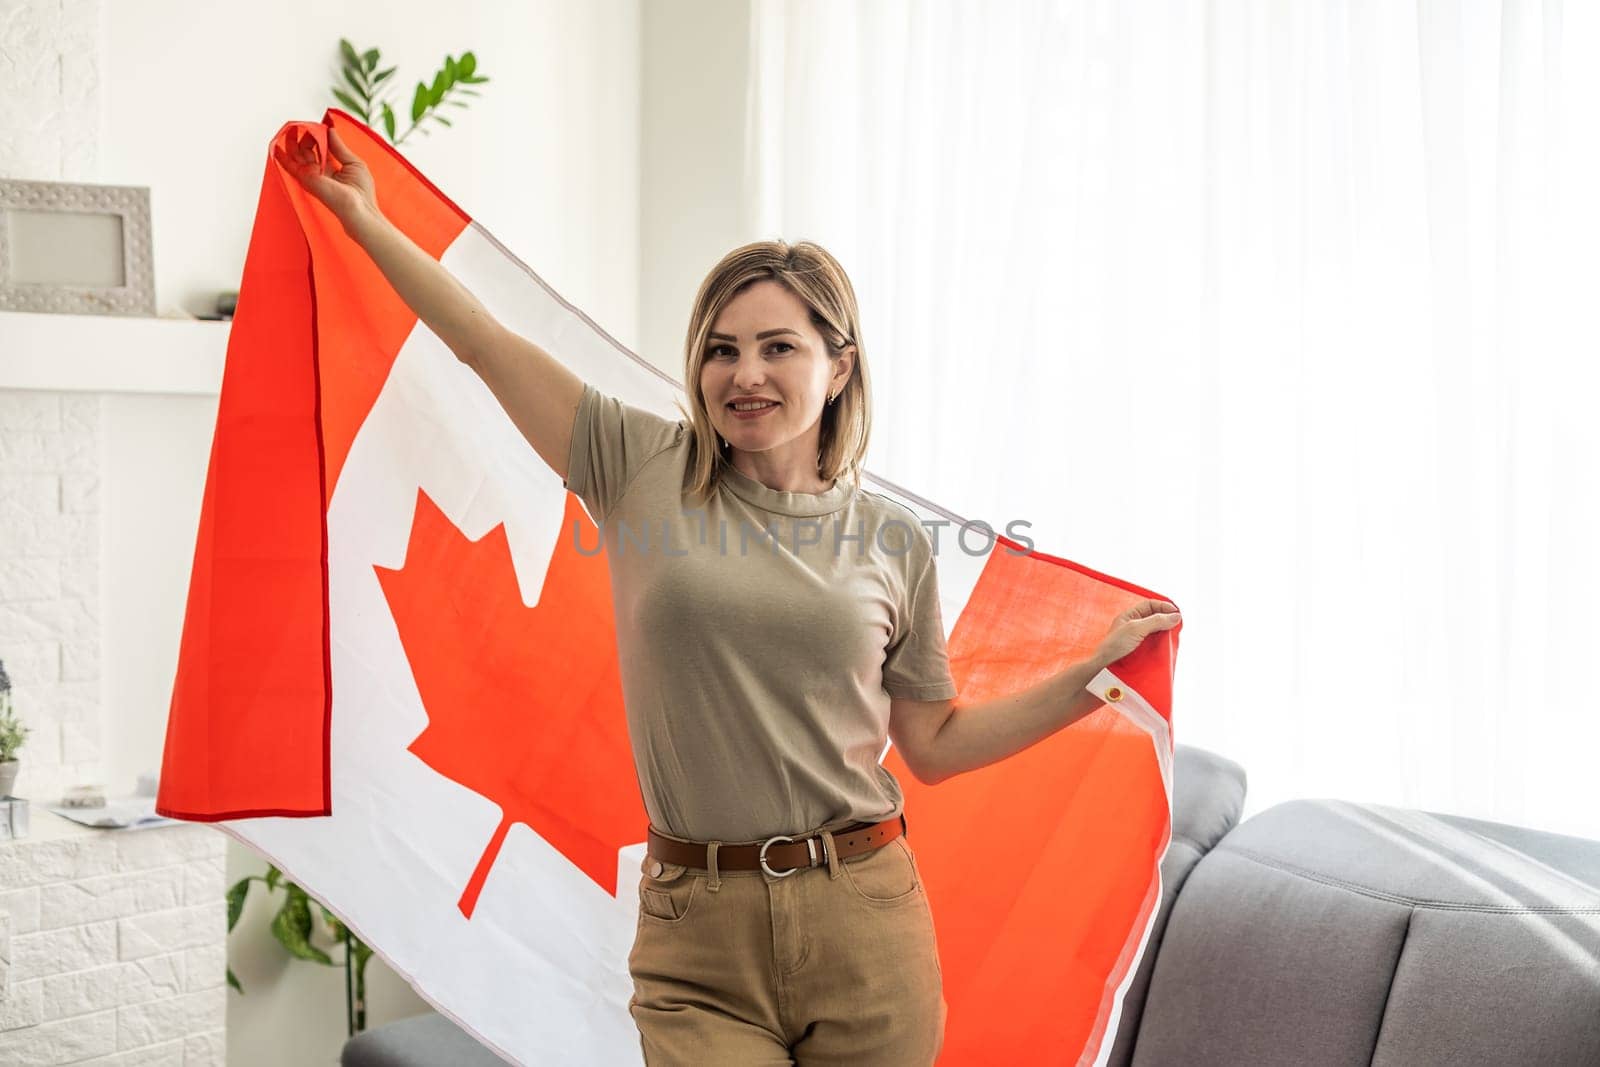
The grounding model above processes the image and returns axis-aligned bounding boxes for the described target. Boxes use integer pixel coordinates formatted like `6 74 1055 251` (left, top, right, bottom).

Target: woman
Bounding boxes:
278 125 1179 1065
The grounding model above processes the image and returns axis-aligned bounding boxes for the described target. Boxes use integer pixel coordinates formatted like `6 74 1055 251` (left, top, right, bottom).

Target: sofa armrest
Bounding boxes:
1104 744 1248 1067
1129 798 1600 1065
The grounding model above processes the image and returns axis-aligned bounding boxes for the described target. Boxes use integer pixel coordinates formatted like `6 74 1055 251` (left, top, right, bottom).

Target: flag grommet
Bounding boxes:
1105 687 1123 702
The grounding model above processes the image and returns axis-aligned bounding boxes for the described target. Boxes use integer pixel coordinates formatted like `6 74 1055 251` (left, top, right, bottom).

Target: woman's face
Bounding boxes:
698 280 852 460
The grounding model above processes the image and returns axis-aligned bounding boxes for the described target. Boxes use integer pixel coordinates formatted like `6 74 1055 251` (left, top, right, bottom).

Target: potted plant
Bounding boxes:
0 659 30 797
328 38 490 146
227 864 375 1037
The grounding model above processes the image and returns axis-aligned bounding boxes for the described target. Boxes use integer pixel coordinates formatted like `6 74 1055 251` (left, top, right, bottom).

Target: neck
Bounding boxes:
727 451 833 495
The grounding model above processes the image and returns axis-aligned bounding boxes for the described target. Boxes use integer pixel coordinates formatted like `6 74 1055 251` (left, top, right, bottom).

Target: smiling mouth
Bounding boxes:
728 401 779 411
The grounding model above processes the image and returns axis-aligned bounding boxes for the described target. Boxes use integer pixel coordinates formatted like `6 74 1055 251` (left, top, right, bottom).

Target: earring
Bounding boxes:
827 390 837 405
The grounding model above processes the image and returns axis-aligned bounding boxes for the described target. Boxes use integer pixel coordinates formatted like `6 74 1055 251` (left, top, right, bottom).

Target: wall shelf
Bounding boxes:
1 309 229 395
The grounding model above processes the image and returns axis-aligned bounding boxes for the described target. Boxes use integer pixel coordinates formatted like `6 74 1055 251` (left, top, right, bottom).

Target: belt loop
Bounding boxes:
819 829 841 879
706 840 722 892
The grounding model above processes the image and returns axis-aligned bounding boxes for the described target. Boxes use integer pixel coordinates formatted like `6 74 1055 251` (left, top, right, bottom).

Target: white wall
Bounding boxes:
638 0 755 379
100 392 215 799
102 0 641 333
73 2 644 1063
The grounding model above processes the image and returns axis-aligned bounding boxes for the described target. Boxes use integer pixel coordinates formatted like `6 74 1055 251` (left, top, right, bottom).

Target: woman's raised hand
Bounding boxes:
1091 599 1182 668
274 125 378 232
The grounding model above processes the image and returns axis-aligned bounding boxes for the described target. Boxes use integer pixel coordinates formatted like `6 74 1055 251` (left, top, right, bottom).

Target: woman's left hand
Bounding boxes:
1092 599 1182 667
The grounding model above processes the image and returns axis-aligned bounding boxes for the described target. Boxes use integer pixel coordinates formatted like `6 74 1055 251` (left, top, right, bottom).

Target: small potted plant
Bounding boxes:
328 38 490 147
0 659 30 797
228 863 376 1037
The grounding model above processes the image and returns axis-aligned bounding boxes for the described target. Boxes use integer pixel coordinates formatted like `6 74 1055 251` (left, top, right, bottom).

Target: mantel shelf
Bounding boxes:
1 309 230 395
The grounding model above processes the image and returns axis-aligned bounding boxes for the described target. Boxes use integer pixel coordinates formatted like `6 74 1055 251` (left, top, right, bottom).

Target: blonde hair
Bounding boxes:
674 239 872 508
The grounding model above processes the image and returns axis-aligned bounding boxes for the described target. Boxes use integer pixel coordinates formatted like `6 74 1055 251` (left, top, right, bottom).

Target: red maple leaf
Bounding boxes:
374 489 643 918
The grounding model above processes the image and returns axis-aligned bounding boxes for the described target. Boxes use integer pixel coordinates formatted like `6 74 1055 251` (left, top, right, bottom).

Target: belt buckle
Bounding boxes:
759 833 799 878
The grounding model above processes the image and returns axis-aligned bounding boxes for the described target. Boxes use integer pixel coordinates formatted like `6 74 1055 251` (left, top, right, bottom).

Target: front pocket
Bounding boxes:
840 836 921 905
638 856 699 922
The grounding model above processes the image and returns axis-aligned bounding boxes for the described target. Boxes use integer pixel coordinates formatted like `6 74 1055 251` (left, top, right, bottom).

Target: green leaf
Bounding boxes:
342 67 369 101
271 886 333 965
319 904 347 941
373 66 397 85
265 866 282 891
456 88 481 99
339 39 361 71
227 966 243 994
432 113 453 128
447 99 470 109
411 83 428 124
363 49 379 72
429 69 448 107
459 52 477 78
445 55 458 81
226 878 250 932
332 87 365 116
461 74 489 84
381 103 396 142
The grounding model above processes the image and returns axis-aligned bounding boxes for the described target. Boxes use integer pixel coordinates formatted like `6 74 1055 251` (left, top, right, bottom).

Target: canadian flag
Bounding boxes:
157 110 1181 1065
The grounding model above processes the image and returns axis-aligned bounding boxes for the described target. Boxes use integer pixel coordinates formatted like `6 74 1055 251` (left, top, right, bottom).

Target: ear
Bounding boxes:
834 345 857 391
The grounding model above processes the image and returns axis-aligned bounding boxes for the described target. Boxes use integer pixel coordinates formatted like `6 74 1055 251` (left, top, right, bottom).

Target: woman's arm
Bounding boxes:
343 204 502 366
918 599 1181 784
914 656 1108 785
279 125 585 482
343 204 585 482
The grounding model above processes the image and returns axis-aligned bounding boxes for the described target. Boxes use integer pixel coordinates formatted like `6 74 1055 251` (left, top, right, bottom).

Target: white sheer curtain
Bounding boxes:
743 0 1600 837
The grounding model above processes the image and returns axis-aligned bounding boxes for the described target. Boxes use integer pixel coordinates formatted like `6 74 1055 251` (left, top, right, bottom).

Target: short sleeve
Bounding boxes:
882 542 959 701
562 381 682 524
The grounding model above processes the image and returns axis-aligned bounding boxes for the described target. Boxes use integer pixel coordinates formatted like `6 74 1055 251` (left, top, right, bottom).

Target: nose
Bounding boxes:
731 353 767 390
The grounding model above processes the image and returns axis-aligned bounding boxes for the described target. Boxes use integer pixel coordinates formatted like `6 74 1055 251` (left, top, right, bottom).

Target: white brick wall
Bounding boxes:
0 825 227 1065
0 0 102 182
1 391 103 806
0 388 232 1062
2 4 234 1061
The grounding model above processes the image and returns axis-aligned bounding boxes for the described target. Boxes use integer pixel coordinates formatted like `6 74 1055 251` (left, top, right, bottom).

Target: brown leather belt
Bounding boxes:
646 813 907 878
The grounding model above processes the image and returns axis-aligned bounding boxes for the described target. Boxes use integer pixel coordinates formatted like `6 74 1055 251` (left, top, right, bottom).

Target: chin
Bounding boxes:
723 422 783 445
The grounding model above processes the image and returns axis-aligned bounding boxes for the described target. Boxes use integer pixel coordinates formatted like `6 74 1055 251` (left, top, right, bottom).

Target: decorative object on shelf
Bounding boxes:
60 782 107 808
197 289 237 322
329 38 489 146
228 863 375 1037
0 796 29 841
46 795 176 830
0 178 156 317
0 657 28 799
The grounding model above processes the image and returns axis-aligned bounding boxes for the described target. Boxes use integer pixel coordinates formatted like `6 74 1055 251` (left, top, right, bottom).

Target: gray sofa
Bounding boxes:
343 745 1600 1065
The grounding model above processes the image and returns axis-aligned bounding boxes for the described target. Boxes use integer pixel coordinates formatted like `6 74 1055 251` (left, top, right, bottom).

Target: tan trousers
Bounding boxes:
627 820 947 1065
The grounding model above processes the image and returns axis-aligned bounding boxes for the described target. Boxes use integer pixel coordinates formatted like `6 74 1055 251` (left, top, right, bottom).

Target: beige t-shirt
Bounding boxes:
562 382 958 843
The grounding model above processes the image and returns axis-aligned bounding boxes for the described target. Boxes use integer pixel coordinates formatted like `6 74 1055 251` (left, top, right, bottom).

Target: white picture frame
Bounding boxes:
0 178 156 317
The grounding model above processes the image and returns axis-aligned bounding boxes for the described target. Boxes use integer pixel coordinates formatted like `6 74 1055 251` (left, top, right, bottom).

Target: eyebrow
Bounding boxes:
706 328 801 342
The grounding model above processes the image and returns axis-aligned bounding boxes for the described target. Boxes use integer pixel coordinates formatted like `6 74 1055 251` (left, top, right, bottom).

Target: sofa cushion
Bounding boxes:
1105 744 1248 1067
341 1008 504 1067
1128 799 1600 1066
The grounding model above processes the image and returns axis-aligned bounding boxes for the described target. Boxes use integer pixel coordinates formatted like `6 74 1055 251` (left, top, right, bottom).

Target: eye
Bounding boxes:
705 342 795 358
